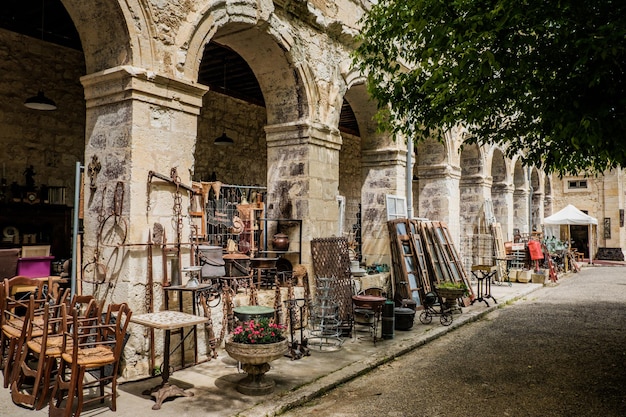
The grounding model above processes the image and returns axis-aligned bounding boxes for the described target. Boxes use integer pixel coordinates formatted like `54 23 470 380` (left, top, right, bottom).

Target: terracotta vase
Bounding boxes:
272 233 290 251
225 339 288 395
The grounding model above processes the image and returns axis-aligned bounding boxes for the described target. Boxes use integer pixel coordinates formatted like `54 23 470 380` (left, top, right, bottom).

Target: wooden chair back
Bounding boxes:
1 277 49 388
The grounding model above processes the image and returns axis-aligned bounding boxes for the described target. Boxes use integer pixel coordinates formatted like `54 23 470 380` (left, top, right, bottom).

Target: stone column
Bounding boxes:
513 187 530 235
416 164 462 247
459 175 493 267
81 66 207 378
544 194 554 218
492 183 515 241
361 148 407 266
532 191 545 231
264 121 342 270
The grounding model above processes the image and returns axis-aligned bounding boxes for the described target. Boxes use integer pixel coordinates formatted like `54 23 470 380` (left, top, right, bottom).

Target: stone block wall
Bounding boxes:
0 29 85 205
193 92 268 186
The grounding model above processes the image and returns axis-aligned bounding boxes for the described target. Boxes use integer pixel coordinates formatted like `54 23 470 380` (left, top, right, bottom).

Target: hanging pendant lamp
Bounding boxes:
214 57 233 145
24 90 57 111
214 132 234 145
24 0 57 111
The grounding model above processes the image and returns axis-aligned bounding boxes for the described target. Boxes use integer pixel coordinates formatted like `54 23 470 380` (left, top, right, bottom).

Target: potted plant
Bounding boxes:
224 317 288 395
434 281 468 311
435 280 468 295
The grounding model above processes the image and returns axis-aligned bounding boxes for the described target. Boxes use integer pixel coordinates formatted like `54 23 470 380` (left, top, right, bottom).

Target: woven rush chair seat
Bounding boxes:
27 334 67 357
3 316 45 337
62 345 115 367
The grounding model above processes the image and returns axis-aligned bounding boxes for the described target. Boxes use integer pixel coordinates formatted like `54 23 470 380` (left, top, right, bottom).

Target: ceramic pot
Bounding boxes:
272 233 290 251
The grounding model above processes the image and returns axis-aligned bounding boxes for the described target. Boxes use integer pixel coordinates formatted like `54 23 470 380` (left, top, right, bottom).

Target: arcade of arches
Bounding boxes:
1 0 624 379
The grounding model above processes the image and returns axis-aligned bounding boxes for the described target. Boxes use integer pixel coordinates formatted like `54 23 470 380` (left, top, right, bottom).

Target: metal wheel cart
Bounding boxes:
418 292 453 326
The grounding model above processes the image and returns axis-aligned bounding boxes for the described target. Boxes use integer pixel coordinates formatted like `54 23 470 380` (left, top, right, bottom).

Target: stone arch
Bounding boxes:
339 78 405 264
338 83 371 259
61 0 150 73
343 78 381 151
460 143 484 177
490 148 509 184
415 136 459 242
184 14 309 125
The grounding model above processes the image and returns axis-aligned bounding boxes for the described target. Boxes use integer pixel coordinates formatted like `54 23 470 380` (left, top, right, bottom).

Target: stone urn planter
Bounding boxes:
434 286 467 312
225 339 288 395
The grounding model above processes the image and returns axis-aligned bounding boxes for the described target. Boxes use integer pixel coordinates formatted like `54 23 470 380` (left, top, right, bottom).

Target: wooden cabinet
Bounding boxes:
0 203 73 260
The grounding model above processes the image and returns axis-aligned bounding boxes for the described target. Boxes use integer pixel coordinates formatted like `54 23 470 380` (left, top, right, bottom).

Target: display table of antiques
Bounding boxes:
131 311 209 410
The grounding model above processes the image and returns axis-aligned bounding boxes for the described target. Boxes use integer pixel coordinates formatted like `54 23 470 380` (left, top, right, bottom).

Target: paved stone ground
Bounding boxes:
278 265 626 417
4 265 619 417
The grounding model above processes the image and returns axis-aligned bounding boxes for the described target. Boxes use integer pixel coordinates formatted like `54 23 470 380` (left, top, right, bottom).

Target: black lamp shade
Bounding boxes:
24 90 57 111
214 132 234 145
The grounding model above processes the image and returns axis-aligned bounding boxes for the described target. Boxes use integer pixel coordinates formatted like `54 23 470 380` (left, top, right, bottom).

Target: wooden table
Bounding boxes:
131 311 209 410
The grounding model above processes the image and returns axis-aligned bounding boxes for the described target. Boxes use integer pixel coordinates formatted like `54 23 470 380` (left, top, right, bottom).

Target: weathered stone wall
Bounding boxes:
0 29 85 205
193 92 268 185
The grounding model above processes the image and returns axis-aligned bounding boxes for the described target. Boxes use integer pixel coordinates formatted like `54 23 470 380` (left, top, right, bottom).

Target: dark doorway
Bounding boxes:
570 225 589 258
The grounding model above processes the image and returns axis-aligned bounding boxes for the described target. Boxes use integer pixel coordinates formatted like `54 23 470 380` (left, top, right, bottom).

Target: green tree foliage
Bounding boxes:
354 0 626 174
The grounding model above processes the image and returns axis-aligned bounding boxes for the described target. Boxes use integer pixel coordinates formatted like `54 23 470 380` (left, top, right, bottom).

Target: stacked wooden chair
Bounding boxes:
49 302 132 417
10 290 73 409
1 276 49 388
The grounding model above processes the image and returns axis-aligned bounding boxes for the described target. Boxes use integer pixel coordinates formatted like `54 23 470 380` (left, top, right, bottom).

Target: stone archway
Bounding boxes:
341 80 403 266
61 0 146 72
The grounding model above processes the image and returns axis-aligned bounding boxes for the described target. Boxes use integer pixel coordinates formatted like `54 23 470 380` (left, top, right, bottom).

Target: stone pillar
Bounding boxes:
264 121 342 270
361 148 407 266
492 183 515 241
416 164 462 247
532 191 545 231
513 187 530 235
544 194 554 218
81 66 207 378
459 175 492 267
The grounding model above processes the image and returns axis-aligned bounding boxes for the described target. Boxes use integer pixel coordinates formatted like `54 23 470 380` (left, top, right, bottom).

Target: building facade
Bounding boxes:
1 0 624 379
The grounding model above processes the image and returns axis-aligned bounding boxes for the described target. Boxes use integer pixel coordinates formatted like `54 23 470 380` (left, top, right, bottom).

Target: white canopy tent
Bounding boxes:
544 204 598 265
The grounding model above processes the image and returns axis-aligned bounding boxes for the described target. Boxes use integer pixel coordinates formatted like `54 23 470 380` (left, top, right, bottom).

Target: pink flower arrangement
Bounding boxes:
231 318 287 344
